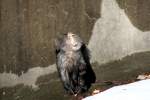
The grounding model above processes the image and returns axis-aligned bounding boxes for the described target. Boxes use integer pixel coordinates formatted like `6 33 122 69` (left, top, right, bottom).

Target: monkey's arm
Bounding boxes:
80 44 96 83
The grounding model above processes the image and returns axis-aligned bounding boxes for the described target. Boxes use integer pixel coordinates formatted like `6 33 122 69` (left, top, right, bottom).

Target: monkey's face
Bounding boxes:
63 32 83 51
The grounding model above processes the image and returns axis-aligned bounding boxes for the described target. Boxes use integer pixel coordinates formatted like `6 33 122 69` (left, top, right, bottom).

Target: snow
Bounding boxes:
83 79 150 100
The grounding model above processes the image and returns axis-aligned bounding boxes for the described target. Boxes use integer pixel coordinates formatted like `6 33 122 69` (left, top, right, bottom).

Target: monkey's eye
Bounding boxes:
63 33 67 35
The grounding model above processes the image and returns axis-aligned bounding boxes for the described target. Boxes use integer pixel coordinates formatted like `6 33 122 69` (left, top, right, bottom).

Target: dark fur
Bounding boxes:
55 33 96 95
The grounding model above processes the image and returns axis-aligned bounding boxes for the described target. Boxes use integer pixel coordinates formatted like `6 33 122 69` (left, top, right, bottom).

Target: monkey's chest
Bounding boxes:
58 51 85 72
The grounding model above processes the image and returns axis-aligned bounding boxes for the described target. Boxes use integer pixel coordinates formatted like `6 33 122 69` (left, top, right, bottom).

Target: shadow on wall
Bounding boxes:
88 0 150 65
116 0 150 31
93 51 150 81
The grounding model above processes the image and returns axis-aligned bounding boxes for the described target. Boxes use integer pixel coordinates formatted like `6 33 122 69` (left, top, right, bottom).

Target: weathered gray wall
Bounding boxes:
0 0 101 75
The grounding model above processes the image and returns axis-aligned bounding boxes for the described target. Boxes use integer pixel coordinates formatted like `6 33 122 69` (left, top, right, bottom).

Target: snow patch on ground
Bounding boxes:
83 79 150 100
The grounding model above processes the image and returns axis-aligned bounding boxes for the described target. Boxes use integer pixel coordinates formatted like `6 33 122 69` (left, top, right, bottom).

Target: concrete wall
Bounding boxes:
0 0 101 75
0 0 150 76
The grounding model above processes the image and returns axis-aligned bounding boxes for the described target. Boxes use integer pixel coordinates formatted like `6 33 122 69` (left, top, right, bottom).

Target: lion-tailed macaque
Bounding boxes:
55 32 96 95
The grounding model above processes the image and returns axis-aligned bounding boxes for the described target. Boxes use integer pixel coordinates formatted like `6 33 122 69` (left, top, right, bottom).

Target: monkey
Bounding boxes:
55 32 96 95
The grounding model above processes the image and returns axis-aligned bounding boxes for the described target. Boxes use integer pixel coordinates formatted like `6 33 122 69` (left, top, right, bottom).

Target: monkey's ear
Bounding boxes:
54 38 63 54
54 34 64 47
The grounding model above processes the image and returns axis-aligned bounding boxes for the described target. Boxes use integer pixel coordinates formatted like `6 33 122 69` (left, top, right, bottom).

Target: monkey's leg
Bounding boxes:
60 69 75 94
